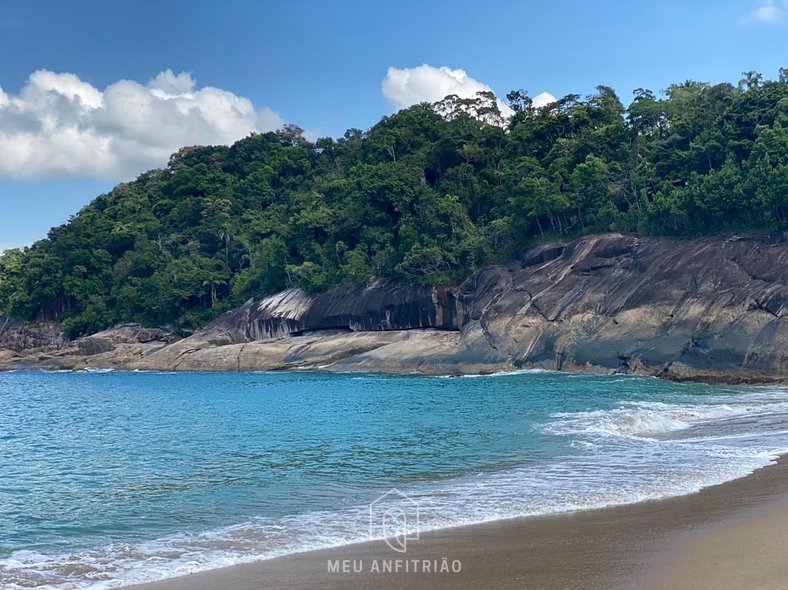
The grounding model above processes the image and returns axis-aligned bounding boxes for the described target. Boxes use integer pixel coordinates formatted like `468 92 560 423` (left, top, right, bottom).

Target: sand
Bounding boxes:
127 457 788 590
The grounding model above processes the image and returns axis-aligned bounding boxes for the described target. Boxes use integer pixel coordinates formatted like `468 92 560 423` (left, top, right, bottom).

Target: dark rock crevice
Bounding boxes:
212 281 462 342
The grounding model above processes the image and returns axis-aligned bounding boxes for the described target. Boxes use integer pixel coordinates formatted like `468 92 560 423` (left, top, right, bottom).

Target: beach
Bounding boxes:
126 456 788 590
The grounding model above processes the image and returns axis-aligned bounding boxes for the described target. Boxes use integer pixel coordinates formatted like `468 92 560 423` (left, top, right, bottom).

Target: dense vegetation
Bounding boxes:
1 70 787 337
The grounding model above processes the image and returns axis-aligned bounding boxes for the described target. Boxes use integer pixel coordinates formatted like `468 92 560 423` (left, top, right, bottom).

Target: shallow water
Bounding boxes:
0 370 786 589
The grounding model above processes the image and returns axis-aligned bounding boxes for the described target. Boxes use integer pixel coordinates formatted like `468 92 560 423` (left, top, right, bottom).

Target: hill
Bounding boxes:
1 70 787 337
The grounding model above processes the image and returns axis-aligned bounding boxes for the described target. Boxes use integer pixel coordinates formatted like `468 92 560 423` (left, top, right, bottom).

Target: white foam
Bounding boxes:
544 395 788 439
4 441 786 590
438 368 555 379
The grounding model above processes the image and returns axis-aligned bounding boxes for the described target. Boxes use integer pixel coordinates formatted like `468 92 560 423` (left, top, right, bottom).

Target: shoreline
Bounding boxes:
126 455 788 590
2 363 787 387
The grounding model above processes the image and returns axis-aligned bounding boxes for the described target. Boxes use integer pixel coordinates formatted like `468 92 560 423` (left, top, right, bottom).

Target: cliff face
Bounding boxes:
455 233 787 381
212 281 461 342
1 233 786 383
0 317 65 352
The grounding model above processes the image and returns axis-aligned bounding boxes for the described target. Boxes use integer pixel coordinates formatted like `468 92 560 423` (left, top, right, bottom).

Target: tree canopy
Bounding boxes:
2 71 787 337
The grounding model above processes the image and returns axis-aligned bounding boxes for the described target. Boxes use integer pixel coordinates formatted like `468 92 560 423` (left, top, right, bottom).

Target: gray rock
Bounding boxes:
210 280 460 342
0 317 64 352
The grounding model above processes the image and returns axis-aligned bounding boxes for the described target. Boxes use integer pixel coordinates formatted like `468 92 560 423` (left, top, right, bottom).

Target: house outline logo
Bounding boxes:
368 488 420 553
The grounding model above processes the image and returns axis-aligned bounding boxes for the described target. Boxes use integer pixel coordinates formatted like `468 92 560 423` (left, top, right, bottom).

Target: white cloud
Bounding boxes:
383 64 497 110
531 92 557 109
0 69 285 181
745 0 788 23
381 64 555 121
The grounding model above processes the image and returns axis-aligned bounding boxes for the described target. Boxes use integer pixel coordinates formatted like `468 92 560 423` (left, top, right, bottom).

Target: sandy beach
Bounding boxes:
126 456 788 590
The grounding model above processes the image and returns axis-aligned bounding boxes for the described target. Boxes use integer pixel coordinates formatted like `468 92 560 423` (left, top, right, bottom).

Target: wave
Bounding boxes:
543 391 788 439
3 444 783 590
437 368 555 379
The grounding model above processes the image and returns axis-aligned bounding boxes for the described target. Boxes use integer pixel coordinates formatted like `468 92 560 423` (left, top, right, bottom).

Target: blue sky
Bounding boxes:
1 0 787 250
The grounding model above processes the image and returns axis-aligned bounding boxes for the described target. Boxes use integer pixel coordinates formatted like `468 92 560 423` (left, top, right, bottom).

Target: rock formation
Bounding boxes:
1 233 786 383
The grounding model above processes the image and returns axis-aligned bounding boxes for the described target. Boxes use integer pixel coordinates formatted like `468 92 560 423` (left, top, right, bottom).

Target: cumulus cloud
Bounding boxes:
531 92 557 109
744 0 788 23
0 69 284 181
381 64 555 119
383 64 498 110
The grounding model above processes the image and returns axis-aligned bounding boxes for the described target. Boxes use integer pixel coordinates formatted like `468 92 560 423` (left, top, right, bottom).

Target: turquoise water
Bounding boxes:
1 370 787 588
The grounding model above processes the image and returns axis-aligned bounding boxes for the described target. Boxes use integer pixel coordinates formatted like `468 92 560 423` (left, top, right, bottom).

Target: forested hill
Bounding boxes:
1 70 787 337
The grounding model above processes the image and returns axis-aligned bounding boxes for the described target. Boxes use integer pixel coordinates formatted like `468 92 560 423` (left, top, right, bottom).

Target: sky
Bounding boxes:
1 0 787 251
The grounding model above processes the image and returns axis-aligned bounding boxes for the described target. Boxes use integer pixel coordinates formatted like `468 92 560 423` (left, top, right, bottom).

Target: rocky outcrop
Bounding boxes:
1 233 786 383
0 317 64 351
119 281 464 373
2 323 174 371
454 233 787 382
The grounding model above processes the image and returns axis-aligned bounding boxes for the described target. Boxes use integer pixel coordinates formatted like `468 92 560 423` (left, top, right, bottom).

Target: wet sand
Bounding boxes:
129 457 788 590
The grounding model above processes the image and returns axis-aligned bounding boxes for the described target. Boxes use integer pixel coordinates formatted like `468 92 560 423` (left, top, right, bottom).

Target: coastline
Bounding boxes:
2 232 786 385
2 363 786 387
127 455 788 590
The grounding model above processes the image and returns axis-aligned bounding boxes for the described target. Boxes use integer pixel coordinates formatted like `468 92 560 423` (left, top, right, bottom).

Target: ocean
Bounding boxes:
1 370 786 589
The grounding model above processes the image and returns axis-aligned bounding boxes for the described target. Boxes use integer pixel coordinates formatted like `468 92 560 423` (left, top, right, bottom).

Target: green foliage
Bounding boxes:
1 71 787 337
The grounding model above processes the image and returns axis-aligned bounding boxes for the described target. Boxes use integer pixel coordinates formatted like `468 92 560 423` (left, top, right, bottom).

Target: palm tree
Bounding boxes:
202 276 227 307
